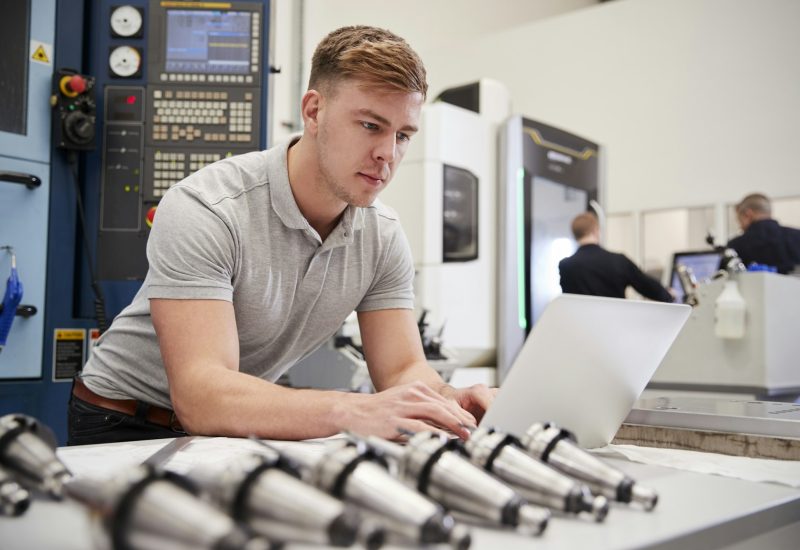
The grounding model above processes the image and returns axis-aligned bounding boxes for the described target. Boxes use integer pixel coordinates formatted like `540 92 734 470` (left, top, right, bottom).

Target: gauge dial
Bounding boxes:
110 5 143 37
109 45 142 78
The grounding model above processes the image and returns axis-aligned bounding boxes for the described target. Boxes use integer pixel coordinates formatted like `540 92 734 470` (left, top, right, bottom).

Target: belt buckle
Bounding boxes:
169 413 184 433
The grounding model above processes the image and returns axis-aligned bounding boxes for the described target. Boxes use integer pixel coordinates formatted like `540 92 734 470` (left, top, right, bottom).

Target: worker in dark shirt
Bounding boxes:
727 193 800 275
559 212 673 302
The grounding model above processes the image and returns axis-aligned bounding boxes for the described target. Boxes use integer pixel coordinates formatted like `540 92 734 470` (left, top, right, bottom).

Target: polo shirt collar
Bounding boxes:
267 136 366 247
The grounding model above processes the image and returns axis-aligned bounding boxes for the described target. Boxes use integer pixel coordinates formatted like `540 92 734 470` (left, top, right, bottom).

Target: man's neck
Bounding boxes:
748 214 772 227
578 236 600 246
286 136 347 240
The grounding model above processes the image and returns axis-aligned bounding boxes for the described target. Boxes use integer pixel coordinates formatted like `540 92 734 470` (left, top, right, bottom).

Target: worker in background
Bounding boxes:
68 26 494 446
727 193 800 274
559 212 673 302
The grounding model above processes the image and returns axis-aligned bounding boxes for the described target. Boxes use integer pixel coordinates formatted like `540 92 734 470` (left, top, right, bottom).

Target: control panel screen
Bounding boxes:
669 251 723 303
165 10 252 74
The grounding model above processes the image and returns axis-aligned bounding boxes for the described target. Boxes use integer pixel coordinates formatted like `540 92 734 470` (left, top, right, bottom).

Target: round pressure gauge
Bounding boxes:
110 5 143 37
109 45 142 78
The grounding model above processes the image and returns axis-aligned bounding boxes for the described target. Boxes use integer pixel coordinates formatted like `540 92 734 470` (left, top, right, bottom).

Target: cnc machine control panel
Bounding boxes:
94 1 268 280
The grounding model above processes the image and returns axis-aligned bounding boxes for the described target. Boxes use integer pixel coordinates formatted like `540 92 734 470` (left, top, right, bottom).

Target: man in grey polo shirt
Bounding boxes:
69 25 494 445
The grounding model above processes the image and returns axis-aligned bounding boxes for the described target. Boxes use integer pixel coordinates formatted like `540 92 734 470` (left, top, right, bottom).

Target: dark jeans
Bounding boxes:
67 394 185 446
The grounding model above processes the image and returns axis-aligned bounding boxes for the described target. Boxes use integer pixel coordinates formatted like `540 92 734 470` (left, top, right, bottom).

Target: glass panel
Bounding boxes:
775 196 800 228
529 176 586 323
606 213 636 260
0 0 30 135
642 206 715 284
442 164 478 262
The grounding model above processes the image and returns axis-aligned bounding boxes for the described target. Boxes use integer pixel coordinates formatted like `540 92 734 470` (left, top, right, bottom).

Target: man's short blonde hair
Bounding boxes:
309 26 428 98
571 212 599 240
736 193 771 216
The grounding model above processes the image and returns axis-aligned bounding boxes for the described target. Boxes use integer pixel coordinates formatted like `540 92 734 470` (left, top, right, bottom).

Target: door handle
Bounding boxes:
0 171 42 190
0 304 37 318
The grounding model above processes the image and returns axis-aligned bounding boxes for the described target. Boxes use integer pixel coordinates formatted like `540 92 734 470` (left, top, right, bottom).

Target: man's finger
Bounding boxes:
469 385 495 411
392 419 449 441
406 402 471 440
436 392 476 427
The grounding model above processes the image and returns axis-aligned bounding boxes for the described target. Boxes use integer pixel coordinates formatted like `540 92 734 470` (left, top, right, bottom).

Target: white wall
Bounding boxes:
268 0 596 142
268 0 303 144
299 0 597 88
421 0 800 214
278 0 800 216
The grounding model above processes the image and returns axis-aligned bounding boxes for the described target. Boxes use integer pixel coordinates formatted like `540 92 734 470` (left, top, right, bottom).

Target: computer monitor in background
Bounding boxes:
669 250 723 303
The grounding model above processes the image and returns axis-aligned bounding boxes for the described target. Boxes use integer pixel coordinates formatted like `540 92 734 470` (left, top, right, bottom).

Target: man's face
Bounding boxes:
737 208 753 230
313 79 423 208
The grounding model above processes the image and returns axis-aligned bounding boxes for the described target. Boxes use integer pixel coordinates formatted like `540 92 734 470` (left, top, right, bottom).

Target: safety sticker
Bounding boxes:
53 328 85 381
30 41 53 65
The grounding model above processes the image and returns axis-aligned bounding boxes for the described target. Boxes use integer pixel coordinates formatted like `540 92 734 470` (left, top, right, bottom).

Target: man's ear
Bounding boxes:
301 90 323 136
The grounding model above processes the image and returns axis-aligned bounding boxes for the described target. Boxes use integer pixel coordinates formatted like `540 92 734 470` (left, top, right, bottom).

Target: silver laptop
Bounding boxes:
481 294 691 448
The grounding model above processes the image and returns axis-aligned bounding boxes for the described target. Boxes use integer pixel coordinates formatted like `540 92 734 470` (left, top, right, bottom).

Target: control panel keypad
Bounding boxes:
148 150 226 198
148 87 256 145
152 151 185 197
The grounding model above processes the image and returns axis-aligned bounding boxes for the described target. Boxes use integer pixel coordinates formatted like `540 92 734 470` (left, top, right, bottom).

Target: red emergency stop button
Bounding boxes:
146 205 157 228
59 74 87 97
69 75 86 94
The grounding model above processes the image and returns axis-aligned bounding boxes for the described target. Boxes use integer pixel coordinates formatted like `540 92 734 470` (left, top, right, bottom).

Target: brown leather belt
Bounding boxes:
72 377 184 432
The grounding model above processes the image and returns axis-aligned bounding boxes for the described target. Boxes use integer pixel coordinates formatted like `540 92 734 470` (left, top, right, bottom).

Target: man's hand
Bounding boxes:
438 383 498 424
341 381 479 440
354 309 501 440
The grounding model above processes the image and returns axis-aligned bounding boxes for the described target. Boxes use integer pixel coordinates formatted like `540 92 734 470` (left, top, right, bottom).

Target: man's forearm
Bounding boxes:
171 365 476 441
171 367 362 440
373 359 451 395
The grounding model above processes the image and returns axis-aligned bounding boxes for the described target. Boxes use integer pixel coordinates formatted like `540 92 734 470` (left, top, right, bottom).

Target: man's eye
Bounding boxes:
397 132 410 143
361 121 379 131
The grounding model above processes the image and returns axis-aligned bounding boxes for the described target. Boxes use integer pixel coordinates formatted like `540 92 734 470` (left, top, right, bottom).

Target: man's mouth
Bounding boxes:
358 172 384 186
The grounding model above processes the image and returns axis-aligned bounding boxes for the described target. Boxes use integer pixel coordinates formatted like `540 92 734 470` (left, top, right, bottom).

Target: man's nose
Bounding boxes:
373 133 396 164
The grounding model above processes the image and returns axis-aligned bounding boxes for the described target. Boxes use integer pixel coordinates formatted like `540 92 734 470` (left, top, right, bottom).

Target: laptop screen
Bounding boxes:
480 294 691 448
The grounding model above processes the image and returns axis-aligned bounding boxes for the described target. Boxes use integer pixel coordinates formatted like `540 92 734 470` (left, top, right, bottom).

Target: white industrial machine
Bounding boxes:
651 272 800 397
380 79 511 368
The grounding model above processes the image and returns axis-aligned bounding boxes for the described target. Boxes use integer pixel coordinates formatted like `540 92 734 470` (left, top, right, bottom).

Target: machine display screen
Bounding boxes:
670 251 723 303
165 10 252 74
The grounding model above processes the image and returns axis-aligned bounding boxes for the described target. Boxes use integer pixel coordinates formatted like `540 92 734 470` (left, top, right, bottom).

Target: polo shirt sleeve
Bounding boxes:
144 185 236 301
357 225 415 312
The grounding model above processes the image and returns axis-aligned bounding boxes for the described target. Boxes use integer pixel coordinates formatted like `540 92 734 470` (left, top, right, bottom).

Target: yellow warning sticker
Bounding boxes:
56 329 85 341
53 328 86 381
30 41 53 65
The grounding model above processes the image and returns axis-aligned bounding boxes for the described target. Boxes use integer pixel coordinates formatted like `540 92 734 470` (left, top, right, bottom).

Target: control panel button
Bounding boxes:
146 206 157 228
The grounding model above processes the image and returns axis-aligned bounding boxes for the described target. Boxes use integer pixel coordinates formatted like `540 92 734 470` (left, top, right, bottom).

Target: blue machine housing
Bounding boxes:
0 0 272 444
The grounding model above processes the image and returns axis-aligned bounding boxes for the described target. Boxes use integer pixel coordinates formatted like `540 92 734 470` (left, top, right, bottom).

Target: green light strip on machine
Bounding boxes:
516 168 527 330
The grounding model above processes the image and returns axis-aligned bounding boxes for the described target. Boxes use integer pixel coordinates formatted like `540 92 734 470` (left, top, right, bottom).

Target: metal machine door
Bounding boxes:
0 159 49 379
0 0 56 380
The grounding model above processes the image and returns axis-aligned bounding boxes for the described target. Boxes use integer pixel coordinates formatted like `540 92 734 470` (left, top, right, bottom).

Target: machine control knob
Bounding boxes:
64 111 95 144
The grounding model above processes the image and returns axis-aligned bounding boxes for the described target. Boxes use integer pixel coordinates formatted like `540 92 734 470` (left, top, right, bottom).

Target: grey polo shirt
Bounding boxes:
81 137 415 408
